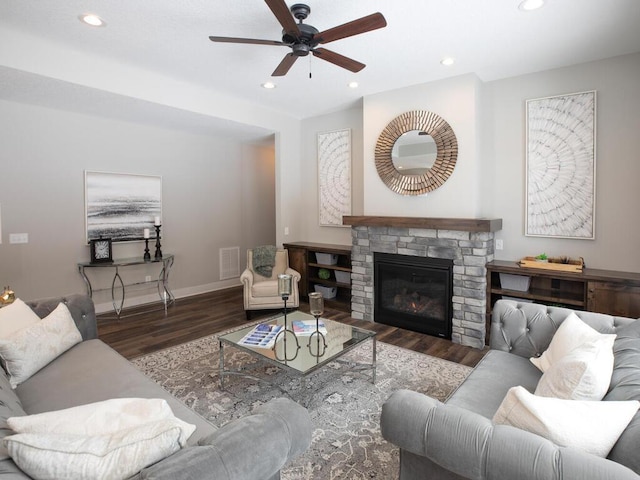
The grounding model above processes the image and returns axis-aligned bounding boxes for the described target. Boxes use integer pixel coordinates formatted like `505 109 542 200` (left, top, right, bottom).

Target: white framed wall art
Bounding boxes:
317 129 351 227
85 171 162 242
525 91 596 239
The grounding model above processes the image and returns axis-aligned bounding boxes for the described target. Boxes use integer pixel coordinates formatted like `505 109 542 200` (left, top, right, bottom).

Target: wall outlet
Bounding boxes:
284 227 290 235
145 275 152 282
495 239 504 250
9 233 28 244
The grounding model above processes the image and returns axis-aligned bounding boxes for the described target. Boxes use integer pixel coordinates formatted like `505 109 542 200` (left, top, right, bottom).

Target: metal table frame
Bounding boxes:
78 255 175 319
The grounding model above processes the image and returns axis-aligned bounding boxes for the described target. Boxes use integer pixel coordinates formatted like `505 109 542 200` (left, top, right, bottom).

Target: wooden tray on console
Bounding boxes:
518 256 584 273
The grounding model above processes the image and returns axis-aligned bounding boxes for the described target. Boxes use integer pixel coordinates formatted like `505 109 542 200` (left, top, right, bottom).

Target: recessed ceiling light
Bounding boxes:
518 0 545 11
261 82 276 89
79 14 105 27
440 57 455 66
348 81 359 89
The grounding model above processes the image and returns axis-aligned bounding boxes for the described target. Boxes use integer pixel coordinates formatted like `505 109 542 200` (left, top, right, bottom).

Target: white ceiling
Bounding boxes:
1 0 640 136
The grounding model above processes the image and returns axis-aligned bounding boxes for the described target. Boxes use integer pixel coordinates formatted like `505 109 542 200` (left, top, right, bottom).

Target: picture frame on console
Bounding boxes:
85 171 162 243
525 91 596 239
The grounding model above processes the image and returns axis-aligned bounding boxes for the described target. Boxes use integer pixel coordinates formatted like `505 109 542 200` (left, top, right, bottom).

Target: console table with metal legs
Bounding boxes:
77 254 175 319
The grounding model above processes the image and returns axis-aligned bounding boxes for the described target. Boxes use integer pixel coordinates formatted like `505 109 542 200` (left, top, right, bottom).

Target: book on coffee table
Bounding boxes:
292 319 327 336
238 323 283 348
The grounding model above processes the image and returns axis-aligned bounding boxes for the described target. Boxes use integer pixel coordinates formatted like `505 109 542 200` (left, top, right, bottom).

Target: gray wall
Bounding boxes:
297 52 640 273
297 105 364 247
0 99 275 310
482 53 640 271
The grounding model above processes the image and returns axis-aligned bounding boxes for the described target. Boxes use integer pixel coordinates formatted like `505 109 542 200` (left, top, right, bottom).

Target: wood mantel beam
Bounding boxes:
342 216 502 232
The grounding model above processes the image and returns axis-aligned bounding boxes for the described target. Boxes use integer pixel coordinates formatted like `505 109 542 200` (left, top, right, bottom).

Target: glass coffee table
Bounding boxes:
218 311 376 404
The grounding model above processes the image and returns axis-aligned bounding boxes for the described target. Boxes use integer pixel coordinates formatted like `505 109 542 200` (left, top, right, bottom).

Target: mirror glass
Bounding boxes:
391 131 437 175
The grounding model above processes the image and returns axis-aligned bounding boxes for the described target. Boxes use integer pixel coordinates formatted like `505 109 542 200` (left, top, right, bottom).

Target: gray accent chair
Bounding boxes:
381 300 640 480
0 294 312 479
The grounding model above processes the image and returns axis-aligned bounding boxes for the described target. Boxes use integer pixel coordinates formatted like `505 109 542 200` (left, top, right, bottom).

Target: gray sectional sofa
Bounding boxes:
0 294 312 479
381 299 640 480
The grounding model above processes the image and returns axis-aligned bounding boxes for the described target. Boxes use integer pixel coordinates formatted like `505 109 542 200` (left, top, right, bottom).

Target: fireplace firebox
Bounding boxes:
374 252 453 339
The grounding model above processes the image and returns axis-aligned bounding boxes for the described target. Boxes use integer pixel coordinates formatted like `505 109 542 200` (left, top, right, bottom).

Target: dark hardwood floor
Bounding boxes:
97 287 487 367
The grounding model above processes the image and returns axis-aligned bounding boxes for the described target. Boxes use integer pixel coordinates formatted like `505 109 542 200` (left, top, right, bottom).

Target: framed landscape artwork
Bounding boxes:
85 171 162 242
525 91 596 239
317 129 351 227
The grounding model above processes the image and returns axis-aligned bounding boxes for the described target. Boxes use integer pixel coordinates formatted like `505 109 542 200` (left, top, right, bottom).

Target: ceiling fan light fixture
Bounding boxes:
440 57 455 66
518 0 545 11
79 14 106 27
261 82 276 89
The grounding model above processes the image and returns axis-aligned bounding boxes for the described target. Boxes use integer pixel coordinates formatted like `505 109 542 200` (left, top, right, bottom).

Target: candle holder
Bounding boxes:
143 238 151 261
154 225 162 259
307 292 327 357
273 274 299 362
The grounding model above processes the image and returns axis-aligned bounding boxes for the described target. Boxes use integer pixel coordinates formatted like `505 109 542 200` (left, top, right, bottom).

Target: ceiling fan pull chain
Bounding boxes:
309 55 312 79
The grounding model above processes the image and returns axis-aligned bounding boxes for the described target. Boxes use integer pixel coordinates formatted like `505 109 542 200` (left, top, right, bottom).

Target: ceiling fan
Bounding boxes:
209 0 387 77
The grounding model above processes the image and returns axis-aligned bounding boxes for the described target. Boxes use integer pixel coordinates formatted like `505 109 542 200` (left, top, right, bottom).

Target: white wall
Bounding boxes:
363 74 483 217
0 100 276 307
483 53 640 271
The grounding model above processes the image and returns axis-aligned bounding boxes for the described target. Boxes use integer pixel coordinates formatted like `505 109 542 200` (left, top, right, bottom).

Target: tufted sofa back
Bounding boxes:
25 294 97 341
490 300 635 359
491 299 640 475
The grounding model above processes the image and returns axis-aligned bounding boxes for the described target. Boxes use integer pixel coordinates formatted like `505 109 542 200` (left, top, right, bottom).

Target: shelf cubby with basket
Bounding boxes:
283 242 352 311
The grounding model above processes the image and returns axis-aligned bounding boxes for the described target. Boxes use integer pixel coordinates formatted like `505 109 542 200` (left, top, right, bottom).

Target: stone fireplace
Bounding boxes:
343 216 502 349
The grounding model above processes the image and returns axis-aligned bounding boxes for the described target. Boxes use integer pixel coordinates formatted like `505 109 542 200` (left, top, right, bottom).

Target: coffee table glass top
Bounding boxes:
218 311 376 376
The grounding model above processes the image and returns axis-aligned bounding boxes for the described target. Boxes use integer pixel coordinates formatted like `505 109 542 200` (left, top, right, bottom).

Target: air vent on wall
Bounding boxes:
220 247 240 280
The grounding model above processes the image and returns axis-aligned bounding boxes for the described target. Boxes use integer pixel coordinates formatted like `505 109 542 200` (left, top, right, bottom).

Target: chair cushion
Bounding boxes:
251 280 279 298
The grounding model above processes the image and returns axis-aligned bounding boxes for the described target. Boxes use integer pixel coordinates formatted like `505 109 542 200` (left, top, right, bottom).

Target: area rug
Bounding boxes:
132 328 472 480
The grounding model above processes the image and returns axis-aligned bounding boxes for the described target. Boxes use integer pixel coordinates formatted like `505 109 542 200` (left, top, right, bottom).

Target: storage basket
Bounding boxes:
499 273 531 292
315 253 338 265
334 270 351 284
314 284 337 299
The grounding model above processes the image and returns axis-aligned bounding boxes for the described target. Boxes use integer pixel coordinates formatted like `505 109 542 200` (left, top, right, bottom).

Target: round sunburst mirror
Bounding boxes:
375 110 458 195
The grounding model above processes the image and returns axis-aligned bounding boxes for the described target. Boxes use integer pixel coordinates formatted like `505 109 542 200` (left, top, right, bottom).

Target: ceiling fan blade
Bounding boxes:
264 0 301 39
272 53 299 76
315 12 387 44
209 36 287 46
312 48 365 73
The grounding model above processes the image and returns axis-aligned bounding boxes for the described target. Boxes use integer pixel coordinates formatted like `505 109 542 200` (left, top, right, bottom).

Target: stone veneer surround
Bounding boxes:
345 217 501 349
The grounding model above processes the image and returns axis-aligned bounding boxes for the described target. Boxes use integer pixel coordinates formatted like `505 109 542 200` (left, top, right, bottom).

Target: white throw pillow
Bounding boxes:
0 302 82 388
0 299 41 338
530 312 616 372
535 336 615 400
4 398 196 480
493 386 639 457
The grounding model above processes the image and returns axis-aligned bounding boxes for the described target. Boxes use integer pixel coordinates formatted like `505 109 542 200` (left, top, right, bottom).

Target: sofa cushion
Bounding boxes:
530 312 616 373
534 336 615 400
604 319 640 474
0 303 82 388
493 386 639 457
14 339 216 446
0 299 41 338
4 398 195 480
0 370 26 461
447 350 542 419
